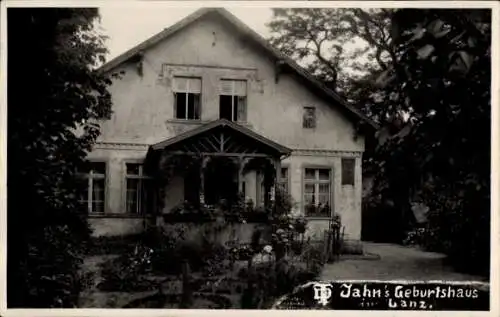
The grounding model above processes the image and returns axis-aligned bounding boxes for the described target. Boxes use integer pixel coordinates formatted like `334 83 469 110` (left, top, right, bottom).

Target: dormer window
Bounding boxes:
173 76 201 120
219 79 247 122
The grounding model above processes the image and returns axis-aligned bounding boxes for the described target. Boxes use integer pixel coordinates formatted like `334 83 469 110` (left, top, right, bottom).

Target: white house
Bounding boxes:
82 8 377 243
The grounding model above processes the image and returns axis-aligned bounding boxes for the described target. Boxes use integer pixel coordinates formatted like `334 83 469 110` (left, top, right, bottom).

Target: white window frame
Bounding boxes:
125 163 153 215
219 79 247 122
173 76 201 120
278 166 290 194
78 162 106 214
303 167 332 217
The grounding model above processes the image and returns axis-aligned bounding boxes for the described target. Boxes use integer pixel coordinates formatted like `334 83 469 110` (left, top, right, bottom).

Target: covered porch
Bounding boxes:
145 119 292 216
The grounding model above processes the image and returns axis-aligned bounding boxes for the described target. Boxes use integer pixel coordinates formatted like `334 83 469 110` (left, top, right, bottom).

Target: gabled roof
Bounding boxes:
151 118 292 155
99 8 378 130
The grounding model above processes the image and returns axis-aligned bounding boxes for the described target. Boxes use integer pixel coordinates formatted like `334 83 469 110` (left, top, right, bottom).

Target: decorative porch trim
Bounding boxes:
151 119 291 155
291 149 363 158
94 142 150 151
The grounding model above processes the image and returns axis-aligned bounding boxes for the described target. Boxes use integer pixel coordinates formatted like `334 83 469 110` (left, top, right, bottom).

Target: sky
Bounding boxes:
98 7 274 61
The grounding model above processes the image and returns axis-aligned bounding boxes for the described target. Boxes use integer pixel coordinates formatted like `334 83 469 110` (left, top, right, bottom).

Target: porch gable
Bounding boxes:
150 119 292 157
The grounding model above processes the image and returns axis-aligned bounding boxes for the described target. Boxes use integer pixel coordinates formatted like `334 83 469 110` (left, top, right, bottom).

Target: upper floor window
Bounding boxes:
341 158 356 186
78 162 106 214
219 79 247 122
303 107 316 129
173 76 201 120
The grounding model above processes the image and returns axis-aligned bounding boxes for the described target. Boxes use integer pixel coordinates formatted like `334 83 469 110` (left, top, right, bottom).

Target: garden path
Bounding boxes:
320 242 488 282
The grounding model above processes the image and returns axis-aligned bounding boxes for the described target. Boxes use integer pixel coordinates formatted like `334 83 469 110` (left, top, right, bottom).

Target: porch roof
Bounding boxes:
150 119 292 157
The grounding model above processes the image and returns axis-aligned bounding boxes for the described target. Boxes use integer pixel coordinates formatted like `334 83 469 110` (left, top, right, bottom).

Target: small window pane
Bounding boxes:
305 183 315 194
187 94 200 120
232 98 238 121
319 169 330 180
318 193 330 204
305 168 316 180
92 202 105 214
92 179 105 202
319 183 330 194
175 93 186 119
236 96 247 122
127 178 139 214
304 193 315 204
126 163 140 175
219 95 233 121
91 162 106 174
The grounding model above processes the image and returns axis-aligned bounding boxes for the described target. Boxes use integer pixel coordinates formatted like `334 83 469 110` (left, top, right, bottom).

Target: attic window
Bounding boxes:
173 77 201 120
303 107 316 129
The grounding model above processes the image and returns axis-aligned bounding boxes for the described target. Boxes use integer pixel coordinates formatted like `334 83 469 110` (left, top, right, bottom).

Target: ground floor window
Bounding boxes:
303 167 331 217
78 162 106 214
278 167 289 194
126 163 155 214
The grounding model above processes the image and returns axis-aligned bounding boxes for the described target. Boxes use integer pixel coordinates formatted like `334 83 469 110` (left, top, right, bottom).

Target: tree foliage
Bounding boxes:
267 8 394 97
7 8 113 307
267 8 491 275
367 9 491 275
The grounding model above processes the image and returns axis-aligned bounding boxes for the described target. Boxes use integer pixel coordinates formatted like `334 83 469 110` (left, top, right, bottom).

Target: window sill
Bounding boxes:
166 119 252 126
88 213 153 219
166 119 205 125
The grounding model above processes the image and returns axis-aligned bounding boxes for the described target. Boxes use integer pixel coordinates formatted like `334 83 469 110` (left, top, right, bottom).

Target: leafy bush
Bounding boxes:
240 257 321 309
98 245 156 292
88 234 142 255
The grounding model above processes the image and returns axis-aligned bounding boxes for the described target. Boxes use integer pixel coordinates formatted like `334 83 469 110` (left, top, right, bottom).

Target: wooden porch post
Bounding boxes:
238 157 249 194
271 156 282 202
238 157 243 193
199 156 209 205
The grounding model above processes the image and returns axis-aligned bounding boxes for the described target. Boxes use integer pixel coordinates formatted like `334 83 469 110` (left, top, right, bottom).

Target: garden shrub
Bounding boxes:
88 234 142 256
98 245 156 292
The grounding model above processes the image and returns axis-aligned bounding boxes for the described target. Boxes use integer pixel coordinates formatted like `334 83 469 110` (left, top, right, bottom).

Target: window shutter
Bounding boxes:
173 77 188 92
220 79 247 96
173 77 201 93
234 80 247 96
188 78 202 94
219 79 233 95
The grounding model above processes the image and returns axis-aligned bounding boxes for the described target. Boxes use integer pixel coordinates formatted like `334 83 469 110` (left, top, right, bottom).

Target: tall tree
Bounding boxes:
367 8 491 275
267 8 394 98
7 8 113 307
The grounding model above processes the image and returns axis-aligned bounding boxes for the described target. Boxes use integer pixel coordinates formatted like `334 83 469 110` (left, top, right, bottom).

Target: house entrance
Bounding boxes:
204 157 238 206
